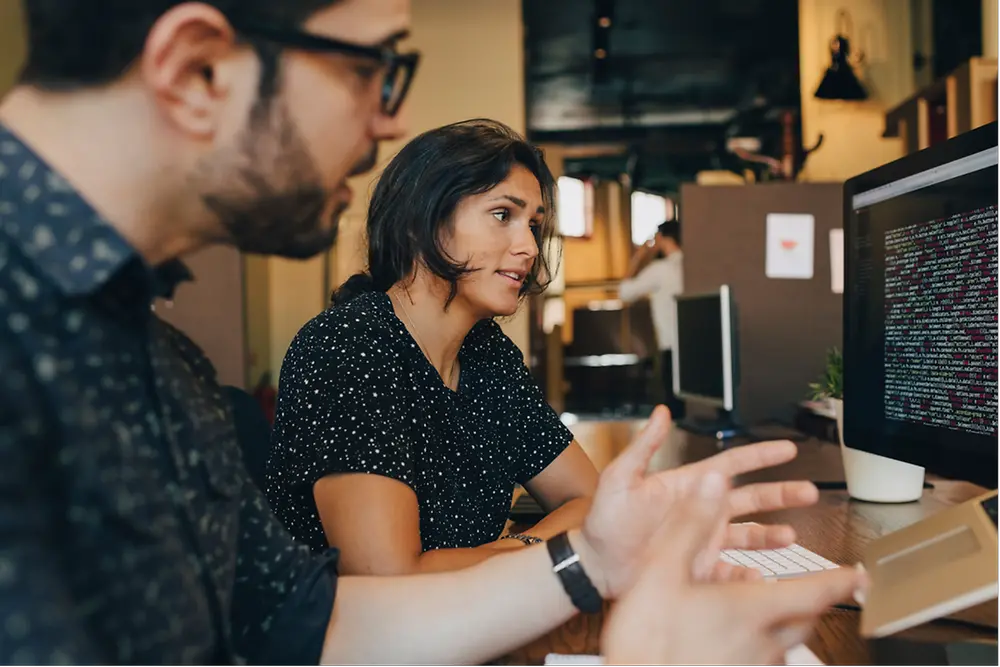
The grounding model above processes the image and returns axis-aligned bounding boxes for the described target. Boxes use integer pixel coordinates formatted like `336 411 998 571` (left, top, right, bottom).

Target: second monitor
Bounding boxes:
672 285 742 438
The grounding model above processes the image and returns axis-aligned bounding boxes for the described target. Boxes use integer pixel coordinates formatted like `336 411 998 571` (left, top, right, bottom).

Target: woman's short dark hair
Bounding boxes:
331 119 558 308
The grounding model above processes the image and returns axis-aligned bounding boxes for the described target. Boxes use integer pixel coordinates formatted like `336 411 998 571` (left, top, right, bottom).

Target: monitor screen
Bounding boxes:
844 123 998 486
673 286 734 409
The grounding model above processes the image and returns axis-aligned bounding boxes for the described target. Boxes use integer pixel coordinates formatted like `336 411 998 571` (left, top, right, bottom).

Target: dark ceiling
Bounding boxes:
523 0 801 193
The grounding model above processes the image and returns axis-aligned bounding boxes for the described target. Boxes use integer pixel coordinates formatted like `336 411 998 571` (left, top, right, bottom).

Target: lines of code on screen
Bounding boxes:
883 206 998 436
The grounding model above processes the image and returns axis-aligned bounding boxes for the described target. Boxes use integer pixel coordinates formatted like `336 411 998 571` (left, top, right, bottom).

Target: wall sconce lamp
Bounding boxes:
814 10 867 101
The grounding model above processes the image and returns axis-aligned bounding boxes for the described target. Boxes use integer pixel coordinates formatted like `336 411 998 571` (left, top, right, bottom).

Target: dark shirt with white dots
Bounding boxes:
0 125 336 664
267 291 574 552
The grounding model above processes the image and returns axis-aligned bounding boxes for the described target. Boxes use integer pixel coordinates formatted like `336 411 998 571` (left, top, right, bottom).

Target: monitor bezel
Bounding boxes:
672 285 735 411
843 122 998 488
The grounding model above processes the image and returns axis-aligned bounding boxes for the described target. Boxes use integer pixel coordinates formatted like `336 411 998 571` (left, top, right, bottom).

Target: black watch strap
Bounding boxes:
546 532 603 614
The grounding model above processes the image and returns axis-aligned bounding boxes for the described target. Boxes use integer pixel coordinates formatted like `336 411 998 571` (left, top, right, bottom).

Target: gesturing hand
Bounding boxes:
601 472 865 665
581 406 819 597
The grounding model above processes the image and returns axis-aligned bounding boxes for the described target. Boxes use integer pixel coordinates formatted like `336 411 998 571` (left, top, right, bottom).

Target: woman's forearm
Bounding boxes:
336 497 592 577
521 497 592 540
321 531 599 665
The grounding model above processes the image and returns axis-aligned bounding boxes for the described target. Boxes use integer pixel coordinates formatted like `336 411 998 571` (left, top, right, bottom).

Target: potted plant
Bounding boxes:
809 347 843 417
809 347 924 503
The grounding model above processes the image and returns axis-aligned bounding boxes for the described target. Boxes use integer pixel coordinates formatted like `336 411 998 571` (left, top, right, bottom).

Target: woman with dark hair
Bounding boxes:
267 119 600 576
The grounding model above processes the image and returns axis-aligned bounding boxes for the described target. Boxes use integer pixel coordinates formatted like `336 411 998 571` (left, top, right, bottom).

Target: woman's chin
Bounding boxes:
477 298 520 319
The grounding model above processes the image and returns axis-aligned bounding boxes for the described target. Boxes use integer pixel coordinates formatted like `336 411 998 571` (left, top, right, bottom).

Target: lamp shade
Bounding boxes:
815 36 867 100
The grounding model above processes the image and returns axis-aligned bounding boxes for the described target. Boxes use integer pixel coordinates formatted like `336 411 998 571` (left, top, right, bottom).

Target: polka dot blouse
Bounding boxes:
266 291 573 552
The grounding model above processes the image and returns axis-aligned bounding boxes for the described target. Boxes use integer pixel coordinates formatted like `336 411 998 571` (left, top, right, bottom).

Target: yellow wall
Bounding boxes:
0 0 26 96
985 0 999 59
262 0 530 377
797 0 913 182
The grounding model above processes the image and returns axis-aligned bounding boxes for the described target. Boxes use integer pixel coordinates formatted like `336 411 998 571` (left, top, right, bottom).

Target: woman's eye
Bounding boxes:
492 209 510 222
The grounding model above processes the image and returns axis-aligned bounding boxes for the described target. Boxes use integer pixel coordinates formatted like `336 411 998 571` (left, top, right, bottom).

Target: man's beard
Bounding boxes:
194 97 371 260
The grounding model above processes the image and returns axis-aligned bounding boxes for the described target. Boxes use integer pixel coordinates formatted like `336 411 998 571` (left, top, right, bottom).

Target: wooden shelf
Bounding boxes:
884 57 998 155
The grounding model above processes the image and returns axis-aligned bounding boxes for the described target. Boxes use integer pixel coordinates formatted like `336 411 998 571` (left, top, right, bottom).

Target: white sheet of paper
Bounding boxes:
543 644 824 665
829 228 844 294
766 213 815 279
544 654 603 665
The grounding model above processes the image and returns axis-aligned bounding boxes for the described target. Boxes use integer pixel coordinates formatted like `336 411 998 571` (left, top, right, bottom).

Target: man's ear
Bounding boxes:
0 0 27 97
140 3 245 139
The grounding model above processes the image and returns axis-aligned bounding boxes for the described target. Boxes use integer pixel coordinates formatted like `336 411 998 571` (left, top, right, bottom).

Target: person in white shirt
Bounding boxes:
619 219 686 420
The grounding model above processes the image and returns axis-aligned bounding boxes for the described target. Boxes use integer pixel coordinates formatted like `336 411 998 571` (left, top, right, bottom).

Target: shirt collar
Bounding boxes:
0 124 192 298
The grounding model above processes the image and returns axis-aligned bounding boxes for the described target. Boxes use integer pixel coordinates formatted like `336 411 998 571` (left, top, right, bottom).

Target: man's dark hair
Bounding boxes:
19 1 336 92
657 219 681 246
331 118 558 308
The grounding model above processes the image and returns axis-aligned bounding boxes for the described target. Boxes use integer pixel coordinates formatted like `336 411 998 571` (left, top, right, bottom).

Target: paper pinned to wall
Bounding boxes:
765 213 815 279
830 228 844 294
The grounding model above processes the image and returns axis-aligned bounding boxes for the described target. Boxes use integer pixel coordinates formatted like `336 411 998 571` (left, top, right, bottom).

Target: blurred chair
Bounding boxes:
222 385 271 493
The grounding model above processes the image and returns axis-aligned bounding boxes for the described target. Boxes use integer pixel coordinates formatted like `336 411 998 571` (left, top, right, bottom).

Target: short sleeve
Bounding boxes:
270 307 416 491
477 323 574 485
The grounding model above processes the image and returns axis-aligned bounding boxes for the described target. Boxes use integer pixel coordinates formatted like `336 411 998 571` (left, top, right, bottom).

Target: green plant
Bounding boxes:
809 347 843 400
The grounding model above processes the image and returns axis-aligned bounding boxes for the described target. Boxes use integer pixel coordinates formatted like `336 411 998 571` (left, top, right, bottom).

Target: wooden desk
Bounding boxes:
499 420 998 665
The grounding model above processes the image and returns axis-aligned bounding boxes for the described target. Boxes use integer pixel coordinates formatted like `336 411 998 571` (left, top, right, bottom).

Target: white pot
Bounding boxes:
831 398 925 503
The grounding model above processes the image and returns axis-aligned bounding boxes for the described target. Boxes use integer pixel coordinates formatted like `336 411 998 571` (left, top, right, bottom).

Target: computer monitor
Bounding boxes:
672 285 741 436
843 122 998 489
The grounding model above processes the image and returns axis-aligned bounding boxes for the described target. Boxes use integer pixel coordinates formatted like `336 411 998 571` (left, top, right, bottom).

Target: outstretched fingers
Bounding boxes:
724 522 797 550
698 439 799 478
729 480 819 517
601 405 672 487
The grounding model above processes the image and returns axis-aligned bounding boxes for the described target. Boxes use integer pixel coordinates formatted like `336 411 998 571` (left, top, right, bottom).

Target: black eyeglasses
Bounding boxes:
232 22 420 117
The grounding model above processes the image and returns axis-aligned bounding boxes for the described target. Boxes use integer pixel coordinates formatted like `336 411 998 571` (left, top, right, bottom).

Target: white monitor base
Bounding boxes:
833 399 926 503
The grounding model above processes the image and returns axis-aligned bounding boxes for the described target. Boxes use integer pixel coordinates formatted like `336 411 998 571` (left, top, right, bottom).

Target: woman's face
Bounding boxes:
442 164 543 318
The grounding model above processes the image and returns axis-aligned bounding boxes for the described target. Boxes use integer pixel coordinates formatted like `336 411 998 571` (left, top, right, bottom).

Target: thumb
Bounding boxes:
603 405 671 486
643 472 731 586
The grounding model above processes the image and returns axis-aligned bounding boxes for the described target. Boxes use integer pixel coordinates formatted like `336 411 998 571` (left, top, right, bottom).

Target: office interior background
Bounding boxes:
66 0 998 430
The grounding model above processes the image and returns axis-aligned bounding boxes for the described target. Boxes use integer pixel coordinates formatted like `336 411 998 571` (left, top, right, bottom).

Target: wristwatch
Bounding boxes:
500 532 543 546
546 532 603 614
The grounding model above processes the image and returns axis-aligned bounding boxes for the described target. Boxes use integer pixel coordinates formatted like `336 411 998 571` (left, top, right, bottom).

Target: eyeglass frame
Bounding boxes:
230 20 420 117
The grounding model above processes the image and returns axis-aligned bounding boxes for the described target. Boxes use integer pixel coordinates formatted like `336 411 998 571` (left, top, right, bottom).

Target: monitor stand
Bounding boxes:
833 399 925 503
677 409 743 440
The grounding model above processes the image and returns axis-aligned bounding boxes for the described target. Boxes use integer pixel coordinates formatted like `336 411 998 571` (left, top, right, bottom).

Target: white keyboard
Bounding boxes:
720 543 840 579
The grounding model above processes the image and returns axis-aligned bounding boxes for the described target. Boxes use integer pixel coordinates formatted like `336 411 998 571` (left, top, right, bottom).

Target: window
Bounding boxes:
630 191 672 245
557 176 592 238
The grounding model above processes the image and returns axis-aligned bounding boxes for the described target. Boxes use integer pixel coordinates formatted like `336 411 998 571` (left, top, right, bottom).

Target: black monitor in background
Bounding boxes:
844 122 998 489
672 285 742 439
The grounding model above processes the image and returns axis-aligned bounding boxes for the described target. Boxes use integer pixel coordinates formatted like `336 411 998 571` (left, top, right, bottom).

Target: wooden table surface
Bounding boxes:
499 419 998 665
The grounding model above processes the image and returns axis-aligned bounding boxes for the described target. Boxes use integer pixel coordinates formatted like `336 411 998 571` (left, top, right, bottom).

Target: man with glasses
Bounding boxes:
0 0 862 663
